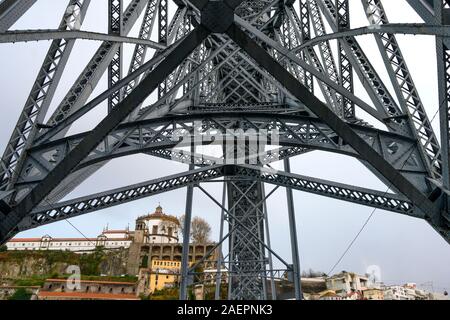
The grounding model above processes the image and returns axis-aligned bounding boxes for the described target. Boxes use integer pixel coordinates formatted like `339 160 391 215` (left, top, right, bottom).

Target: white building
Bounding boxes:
5 228 133 253
383 285 415 300
326 272 369 296
134 205 180 244
5 205 181 252
5 205 182 253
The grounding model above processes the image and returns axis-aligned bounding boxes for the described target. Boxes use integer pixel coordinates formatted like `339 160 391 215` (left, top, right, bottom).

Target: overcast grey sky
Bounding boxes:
1 0 449 292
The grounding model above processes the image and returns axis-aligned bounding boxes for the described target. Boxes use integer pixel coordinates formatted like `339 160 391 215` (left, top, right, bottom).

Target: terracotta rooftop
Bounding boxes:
8 238 42 243
102 230 129 234
9 237 131 243
38 291 139 300
45 279 136 286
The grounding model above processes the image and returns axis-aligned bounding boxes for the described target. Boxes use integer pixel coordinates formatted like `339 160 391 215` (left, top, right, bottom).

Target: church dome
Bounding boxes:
137 205 180 226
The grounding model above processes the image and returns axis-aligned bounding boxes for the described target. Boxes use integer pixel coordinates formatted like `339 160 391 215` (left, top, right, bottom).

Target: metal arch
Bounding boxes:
0 29 167 48
1 0 450 300
291 24 450 51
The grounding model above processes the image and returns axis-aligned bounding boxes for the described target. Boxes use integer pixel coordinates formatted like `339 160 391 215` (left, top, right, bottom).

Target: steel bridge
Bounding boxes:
0 0 450 300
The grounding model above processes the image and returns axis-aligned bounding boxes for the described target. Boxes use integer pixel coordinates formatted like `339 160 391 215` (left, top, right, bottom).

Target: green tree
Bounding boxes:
141 255 149 268
0 245 7 252
8 288 32 300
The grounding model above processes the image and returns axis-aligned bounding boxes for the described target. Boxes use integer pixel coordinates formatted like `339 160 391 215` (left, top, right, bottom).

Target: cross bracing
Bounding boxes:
0 0 449 300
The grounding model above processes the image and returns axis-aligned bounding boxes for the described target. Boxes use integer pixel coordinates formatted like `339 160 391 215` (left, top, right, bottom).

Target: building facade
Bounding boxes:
5 204 222 294
127 206 219 276
134 205 180 244
37 279 139 300
147 259 181 293
363 288 384 300
326 272 369 297
5 228 133 253
4 206 180 253
383 285 414 300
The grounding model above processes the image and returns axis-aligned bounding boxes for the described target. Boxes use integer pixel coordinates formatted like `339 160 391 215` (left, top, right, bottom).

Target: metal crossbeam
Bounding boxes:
16 164 418 233
0 0 36 32
2 0 450 300
16 113 427 193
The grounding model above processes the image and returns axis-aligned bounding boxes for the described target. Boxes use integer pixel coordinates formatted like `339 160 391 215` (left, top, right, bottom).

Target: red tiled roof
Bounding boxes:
103 230 128 234
93 238 131 241
38 291 139 300
8 238 42 243
9 238 131 243
45 279 136 286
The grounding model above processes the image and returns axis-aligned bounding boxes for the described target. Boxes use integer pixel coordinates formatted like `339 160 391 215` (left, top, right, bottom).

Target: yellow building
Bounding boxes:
318 290 342 300
363 288 384 300
149 259 181 293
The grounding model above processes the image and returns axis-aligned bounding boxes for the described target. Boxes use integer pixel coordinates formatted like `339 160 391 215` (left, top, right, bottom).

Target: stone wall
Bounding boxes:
0 248 130 279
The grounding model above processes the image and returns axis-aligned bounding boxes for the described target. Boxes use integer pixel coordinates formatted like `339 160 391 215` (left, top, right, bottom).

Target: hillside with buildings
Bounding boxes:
0 205 448 300
0 205 222 300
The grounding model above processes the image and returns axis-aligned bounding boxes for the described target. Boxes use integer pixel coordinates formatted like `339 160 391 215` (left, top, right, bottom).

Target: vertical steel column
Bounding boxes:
215 183 226 300
158 0 168 98
226 181 267 300
284 158 302 300
108 0 123 112
336 0 354 119
180 136 197 300
262 185 277 300
436 0 450 219
180 168 194 300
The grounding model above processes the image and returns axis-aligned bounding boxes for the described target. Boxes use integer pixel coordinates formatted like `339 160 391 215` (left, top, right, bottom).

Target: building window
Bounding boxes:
152 226 158 234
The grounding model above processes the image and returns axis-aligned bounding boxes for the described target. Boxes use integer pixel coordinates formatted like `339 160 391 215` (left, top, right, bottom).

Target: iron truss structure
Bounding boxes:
0 0 449 300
